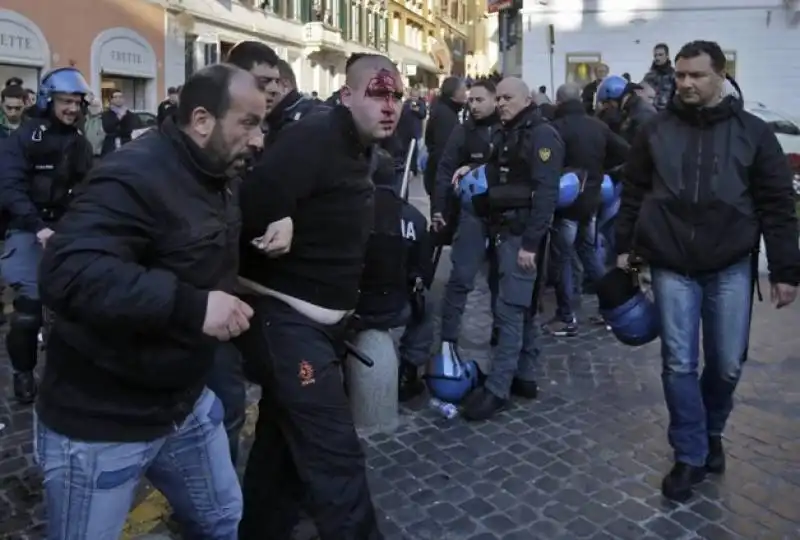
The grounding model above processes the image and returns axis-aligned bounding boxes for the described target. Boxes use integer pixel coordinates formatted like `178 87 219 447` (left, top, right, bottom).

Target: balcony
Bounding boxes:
302 22 344 55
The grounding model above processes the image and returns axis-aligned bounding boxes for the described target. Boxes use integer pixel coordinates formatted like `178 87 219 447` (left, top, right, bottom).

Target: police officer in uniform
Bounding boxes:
461 77 565 422
263 59 328 144
355 144 434 401
0 67 93 403
595 75 657 143
432 80 500 348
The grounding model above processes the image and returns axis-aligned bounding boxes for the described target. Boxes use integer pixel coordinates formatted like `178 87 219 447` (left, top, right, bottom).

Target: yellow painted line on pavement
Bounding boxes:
121 401 260 539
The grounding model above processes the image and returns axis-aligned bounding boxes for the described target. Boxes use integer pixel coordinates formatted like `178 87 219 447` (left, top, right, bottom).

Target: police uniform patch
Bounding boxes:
538 148 551 162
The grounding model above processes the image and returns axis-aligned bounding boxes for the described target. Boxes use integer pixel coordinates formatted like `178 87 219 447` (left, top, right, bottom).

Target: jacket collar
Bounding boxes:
161 117 231 187
554 100 586 118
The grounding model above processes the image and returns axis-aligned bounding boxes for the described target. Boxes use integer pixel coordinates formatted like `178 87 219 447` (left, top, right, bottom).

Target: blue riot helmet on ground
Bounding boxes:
457 165 488 206
36 67 92 113
596 267 660 346
557 172 581 208
595 75 628 103
425 342 482 403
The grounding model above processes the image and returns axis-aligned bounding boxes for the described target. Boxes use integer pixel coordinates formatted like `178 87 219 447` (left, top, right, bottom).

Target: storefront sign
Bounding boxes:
97 35 156 78
0 13 47 66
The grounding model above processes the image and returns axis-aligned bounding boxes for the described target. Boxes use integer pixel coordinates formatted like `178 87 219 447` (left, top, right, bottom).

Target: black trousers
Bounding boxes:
236 295 382 540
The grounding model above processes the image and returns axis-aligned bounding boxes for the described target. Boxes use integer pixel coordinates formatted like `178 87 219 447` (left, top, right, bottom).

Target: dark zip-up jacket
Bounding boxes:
423 97 462 195
617 96 800 284
550 100 628 222
37 118 241 442
264 89 327 144
432 113 498 216
620 94 657 143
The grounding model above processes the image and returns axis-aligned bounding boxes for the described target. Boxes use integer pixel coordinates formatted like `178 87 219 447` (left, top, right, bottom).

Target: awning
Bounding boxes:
388 41 440 74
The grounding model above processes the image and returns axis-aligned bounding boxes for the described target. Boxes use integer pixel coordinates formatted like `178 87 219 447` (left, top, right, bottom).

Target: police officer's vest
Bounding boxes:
485 115 548 213
24 122 92 219
358 150 408 307
459 119 493 166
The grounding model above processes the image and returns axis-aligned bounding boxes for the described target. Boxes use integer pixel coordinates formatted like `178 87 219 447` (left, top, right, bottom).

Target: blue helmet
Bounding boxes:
36 67 91 113
597 268 660 346
425 342 482 403
457 165 488 206
596 75 628 102
557 172 582 209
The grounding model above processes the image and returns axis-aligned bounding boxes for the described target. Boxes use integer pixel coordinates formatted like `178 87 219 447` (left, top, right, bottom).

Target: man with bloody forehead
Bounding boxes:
235 54 404 539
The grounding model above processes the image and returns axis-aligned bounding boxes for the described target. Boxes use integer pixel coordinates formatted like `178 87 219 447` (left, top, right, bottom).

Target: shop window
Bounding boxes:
724 50 737 79
565 53 602 86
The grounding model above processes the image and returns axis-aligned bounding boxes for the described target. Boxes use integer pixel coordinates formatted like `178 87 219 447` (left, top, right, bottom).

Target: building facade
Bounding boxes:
522 0 800 110
387 0 441 87
465 0 499 77
165 0 389 102
0 0 165 111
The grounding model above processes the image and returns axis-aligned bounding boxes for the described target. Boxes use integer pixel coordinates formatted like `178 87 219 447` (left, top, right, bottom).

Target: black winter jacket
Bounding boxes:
617 96 800 284
239 106 375 310
550 101 629 222
37 118 241 442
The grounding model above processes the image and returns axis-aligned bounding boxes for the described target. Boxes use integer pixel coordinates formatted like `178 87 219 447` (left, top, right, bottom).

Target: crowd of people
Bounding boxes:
0 36 798 539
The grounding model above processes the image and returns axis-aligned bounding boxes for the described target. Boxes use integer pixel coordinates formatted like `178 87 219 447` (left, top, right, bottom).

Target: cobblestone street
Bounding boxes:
1 187 799 539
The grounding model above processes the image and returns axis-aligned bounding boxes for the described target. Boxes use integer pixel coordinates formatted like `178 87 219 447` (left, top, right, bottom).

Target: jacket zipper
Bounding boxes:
690 135 702 246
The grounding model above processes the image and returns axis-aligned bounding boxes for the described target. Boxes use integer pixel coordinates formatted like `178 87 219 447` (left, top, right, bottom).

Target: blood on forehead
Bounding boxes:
364 68 402 101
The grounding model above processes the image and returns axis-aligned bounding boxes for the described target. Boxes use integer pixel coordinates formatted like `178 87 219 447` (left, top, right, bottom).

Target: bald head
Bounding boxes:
497 77 529 99
496 77 531 122
556 82 582 104
345 54 400 89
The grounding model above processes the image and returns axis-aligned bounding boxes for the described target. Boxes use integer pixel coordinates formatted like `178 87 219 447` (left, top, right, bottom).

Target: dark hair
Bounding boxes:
346 53 377 72
654 43 669 54
5 77 23 88
167 86 178 94
675 40 726 73
471 80 496 93
440 76 463 99
1 84 26 101
176 64 243 126
622 72 631 82
276 59 297 88
538 85 547 94
225 41 279 71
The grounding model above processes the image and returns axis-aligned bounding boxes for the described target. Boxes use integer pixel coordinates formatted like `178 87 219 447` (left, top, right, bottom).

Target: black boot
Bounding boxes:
706 436 726 474
398 362 425 402
462 386 508 421
661 462 706 502
13 371 37 405
511 378 538 399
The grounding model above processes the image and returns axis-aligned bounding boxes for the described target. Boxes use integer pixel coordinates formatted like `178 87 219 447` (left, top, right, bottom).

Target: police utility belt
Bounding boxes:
474 166 533 235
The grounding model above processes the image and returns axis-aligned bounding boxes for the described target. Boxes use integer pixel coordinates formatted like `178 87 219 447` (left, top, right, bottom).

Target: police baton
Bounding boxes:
400 139 417 201
344 340 375 368
529 229 552 316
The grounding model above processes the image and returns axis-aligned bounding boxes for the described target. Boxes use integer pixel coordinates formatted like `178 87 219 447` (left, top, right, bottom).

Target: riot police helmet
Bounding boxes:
36 67 91 113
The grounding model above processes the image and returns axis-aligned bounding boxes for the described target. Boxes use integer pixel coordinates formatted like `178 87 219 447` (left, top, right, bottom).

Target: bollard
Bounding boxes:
346 329 399 433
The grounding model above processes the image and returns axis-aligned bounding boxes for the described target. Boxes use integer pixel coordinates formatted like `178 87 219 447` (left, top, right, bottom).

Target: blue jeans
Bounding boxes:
485 234 540 399
553 217 606 321
206 342 246 466
651 257 753 467
0 229 42 299
35 388 242 539
440 208 498 342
